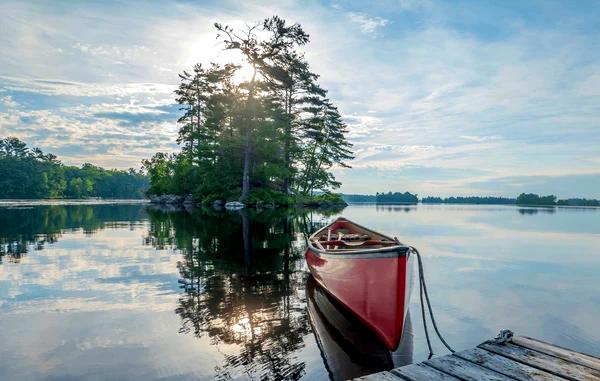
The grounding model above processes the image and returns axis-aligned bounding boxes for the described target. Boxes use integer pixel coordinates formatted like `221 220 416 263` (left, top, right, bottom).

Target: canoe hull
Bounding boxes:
305 247 413 351
306 276 393 381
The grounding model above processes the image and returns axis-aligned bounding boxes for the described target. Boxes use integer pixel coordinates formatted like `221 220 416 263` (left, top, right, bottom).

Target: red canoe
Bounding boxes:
305 217 414 351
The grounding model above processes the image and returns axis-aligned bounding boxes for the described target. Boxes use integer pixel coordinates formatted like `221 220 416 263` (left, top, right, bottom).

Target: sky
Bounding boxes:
0 0 599 198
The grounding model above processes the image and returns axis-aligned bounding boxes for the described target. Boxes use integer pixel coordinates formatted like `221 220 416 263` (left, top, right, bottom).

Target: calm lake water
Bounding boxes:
1 203 599 380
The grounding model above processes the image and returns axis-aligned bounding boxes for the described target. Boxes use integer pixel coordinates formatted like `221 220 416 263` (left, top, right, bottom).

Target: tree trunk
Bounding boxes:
240 65 257 202
300 138 320 194
282 89 292 194
240 130 252 201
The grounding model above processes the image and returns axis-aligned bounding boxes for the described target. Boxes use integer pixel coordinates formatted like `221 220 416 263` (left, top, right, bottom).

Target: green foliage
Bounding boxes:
312 192 345 204
246 188 293 205
145 16 354 204
556 198 599 206
341 194 377 203
0 137 148 199
516 193 557 205
292 192 345 206
375 191 418 204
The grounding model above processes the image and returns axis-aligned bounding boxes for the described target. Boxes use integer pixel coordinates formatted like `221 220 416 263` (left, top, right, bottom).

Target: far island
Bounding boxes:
341 192 599 207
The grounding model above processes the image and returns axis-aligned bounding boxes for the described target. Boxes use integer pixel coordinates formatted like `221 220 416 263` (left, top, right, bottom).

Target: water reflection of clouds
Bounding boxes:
1 311 221 380
0 224 183 314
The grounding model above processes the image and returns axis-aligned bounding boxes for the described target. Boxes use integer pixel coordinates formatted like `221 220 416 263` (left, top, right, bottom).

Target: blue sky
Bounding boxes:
0 0 599 197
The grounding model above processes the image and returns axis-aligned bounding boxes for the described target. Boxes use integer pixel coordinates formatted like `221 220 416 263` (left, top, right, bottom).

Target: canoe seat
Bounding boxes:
320 233 371 241
318 239 394 249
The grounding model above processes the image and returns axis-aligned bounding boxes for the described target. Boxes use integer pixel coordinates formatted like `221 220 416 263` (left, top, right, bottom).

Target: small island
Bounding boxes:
142 16 353 208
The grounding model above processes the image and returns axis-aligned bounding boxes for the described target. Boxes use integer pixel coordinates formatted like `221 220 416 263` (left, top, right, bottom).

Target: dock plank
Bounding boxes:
455 347 567 381
354 371 403 381
425 354 514 381
353 332 598 381
480 342 600 381
513 336 600 372
391 363 461 381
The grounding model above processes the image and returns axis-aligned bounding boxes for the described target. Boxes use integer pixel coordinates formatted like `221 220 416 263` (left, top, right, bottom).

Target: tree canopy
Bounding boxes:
143 16 353 204
0 137 148 199
375 192 418 204
516 193 557 206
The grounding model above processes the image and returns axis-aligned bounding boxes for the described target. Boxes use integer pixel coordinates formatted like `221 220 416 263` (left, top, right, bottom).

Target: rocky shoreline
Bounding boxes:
148 194 347 209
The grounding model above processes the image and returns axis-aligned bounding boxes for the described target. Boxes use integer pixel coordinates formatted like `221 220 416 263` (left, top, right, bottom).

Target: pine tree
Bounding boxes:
215 16 310 201
297 100 353 195
147 16 354 204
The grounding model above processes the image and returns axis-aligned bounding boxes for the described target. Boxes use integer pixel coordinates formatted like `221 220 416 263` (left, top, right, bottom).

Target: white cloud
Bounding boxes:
0 76 176 99
343 114 384 139
0 95 18 108
459 135 501 142
347 12 389 34
0 107 179 169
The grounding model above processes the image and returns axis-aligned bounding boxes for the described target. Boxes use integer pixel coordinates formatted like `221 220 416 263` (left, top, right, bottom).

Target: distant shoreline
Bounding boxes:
0 199 149 206
342 193 600 208
346 202 600 208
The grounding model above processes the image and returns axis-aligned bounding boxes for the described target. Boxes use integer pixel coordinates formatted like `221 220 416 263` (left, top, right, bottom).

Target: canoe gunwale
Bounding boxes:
308 217 411 257
307 246 410 259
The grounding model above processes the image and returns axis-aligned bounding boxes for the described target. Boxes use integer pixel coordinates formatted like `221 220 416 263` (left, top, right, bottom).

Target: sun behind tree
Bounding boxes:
143 16 353 207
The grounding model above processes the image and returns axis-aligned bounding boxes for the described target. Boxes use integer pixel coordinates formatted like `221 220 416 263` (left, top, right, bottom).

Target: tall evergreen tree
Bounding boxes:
263 51 326 194
297 100 353 194
147 16 354 204
215 16 310 200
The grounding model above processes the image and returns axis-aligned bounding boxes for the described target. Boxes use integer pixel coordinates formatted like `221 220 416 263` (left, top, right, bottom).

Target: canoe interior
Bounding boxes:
311 218 400 252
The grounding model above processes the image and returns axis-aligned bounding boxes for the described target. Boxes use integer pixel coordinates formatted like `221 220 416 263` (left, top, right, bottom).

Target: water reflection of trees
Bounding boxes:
145 207 338 380
517 207 556 215
375 205 416 213
0 204 147 263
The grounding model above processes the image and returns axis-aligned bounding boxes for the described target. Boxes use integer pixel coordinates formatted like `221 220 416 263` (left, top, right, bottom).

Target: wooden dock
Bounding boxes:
354 332 600 381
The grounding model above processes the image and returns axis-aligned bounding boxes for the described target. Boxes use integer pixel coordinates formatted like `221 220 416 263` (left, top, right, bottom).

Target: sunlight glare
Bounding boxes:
232 61 255 85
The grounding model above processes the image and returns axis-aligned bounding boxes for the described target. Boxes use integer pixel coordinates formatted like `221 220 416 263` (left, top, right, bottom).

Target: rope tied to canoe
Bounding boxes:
409 246 456 359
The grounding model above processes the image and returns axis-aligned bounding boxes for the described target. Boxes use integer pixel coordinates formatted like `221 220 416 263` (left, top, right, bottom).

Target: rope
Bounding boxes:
418 260 434 358
410 246 455 358
492 329 514 345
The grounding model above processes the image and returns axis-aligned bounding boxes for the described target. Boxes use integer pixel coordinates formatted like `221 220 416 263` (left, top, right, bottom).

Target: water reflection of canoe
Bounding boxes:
306 276 413 381
305 217 414 351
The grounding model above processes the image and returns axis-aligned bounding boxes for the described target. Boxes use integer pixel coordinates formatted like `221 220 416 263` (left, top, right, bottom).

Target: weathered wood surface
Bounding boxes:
353 334 600 381
425 354 514 381
354 371 402 381
512 336 600 372
479 342 600 381
455 347 564 380
391 363 460 380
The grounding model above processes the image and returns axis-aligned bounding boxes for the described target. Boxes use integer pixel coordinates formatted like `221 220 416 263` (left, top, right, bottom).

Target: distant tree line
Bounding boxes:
556 198 599 207
516 193 599 206
143 16 353 205
375 192 419 204
515 193 556 205
0 137 148 199
343 192 599 207
422 196 516 204
341 194 377 203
